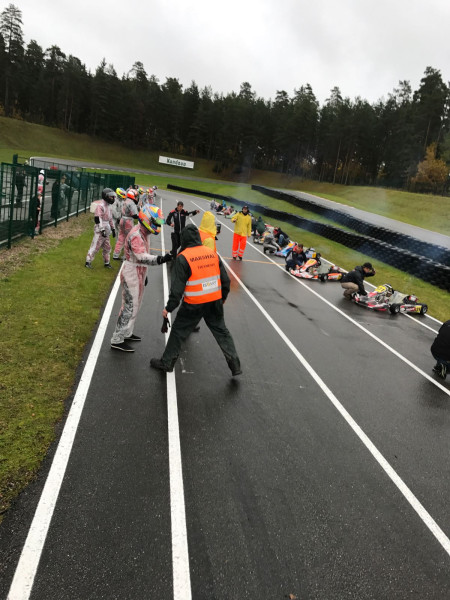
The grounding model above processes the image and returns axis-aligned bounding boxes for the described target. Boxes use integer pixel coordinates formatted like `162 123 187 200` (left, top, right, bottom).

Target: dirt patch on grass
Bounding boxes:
0 213 91 280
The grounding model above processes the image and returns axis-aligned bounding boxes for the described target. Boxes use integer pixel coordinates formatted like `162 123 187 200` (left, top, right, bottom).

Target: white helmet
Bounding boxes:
40 169 45 175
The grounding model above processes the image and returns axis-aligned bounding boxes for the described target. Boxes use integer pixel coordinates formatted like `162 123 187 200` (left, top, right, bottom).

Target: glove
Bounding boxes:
112 228 116 238
161 317 170 333
145 276 148 286
157 253 173 265
101 229 106 238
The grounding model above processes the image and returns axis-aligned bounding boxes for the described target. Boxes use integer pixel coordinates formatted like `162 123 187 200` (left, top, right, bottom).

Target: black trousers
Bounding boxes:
171 231 181 257
161 300 240 372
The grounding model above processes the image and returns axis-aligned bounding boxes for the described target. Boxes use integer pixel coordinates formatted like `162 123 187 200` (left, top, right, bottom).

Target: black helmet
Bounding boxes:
102 187 116 204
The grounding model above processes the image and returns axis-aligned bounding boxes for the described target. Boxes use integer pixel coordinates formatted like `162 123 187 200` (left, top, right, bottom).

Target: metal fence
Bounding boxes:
0 162 134 249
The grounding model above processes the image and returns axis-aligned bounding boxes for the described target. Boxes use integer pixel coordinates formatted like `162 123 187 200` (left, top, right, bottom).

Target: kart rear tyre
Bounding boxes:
319 273 327 282
389 304 400 315
420 304 428 315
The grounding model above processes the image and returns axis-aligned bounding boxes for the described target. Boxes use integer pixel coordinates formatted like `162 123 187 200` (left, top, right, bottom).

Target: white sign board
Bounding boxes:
159 156 194 169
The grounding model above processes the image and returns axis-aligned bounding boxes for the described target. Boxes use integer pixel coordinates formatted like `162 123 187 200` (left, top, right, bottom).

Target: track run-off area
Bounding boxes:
1 190 449 600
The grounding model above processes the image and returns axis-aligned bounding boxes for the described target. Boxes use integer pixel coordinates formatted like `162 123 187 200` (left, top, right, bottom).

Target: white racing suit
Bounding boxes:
111 197 123 232
110 223 159 344
113 199 138 259
86 199 115 264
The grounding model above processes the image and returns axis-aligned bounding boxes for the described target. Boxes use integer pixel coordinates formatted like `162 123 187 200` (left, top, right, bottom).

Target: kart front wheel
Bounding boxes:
389 304 400 315
319 273 327 282
420 304 428 315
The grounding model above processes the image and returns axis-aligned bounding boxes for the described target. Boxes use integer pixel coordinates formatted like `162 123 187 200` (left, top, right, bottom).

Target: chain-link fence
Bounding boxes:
0 162 134 249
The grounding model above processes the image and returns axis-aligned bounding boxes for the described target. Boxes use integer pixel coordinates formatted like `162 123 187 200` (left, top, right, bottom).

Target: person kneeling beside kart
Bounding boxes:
340 263 376 299
285 243 307 271
263 228 281 254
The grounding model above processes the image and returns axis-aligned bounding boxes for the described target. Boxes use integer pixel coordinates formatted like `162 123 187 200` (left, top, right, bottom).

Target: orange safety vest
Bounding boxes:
180 245 222 304
199 229 217 252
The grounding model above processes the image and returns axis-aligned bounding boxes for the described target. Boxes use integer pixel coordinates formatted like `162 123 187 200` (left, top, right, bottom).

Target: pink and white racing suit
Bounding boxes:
110 223 159 344
86 200 115 264
113 199 138 259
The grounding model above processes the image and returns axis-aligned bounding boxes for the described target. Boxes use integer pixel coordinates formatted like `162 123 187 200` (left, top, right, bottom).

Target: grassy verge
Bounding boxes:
0 214 116 521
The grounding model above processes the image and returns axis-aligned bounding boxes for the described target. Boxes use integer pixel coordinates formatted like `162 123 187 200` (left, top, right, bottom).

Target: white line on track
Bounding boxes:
7 268 123 600
218 253 450 559
160 214 192 600
187 200 448 396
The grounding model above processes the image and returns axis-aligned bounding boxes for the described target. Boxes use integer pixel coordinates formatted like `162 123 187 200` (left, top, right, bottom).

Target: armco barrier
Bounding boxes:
166 184 450 291
251 185 450 267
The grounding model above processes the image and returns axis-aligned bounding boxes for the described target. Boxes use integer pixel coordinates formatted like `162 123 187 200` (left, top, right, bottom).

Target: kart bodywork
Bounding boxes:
353 284 428 315
290 256 344 281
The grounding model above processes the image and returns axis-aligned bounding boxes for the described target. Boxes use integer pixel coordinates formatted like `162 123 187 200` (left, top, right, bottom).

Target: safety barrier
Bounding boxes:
251 185 450 266
166 184 450 291
0 162 134 249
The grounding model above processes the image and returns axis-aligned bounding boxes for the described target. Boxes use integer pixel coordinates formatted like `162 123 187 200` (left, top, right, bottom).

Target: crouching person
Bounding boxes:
431 319 450 380
340 262 376 299
111 205 172 352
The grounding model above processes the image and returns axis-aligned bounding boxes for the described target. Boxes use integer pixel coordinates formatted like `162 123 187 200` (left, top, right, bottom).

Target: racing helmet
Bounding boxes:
127 189 138 202
407 294 417 303
116 187 126 199
101 187 117 204
384 284 394 297
138 204 165 234
39 169 45 175
152 186 158 190
138 187 144 195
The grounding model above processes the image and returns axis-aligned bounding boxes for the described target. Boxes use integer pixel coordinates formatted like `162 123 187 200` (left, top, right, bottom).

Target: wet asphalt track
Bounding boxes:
1 191 450 600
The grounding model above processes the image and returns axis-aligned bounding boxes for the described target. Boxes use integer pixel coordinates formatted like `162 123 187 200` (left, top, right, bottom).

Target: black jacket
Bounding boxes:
341 265 374 295
431 320 450 361
165 224 230 312
285 248 307 266
166 208 199 234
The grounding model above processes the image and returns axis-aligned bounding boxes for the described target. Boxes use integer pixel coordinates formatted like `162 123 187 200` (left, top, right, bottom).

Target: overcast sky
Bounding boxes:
14 0 450 105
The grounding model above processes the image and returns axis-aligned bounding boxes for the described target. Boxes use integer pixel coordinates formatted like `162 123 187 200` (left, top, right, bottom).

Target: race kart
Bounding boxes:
275 241 296 257
353 284 428 315
290 258 344 281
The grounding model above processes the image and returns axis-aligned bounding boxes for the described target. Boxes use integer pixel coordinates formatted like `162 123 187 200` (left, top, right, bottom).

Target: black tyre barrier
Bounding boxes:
252 185 450 266
166 184 450 291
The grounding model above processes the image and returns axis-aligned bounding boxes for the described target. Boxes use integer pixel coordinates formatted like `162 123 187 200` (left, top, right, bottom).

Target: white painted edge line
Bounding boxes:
188 201 448 395
160 204 192 600
219 256 450 558
7 269 123 600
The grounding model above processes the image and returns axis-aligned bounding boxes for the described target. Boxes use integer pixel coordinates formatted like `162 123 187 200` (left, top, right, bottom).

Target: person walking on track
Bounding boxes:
166 200 200 258
110 204 172 352
85 188 116 269
113 189 139 260
150 224 242 376
231 205 252 260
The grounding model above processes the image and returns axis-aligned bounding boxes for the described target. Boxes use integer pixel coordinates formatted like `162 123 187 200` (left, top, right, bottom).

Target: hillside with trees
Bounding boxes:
1 3 449 193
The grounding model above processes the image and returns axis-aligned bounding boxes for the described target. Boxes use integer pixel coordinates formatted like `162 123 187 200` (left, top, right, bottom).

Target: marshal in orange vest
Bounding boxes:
180 246 222 304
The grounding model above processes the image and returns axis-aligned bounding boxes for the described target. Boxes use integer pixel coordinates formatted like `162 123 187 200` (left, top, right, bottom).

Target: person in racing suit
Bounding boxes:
110 205 172 352
113 189 139 260
340 263 376 299
285 243 307 272
166 200 200 257
431 319 450 379
150 224 241 376
85 188 116 269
